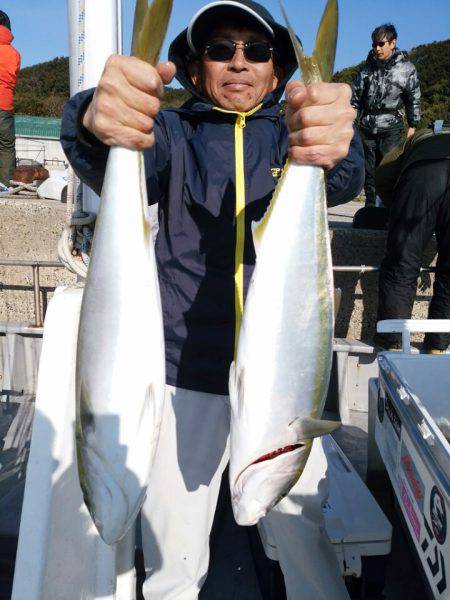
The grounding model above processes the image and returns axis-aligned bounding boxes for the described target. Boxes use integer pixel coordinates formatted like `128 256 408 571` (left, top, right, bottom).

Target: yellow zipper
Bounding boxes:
213 103 262 357
234 112 246 358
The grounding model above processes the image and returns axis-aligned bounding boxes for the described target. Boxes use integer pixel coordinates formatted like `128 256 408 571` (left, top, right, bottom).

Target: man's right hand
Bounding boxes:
82 55 176 149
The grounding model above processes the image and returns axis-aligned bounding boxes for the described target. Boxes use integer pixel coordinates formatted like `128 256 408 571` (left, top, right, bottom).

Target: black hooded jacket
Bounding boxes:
61 30 364 395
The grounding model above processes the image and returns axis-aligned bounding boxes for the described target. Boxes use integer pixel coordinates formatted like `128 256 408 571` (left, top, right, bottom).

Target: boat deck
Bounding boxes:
0 417 428 600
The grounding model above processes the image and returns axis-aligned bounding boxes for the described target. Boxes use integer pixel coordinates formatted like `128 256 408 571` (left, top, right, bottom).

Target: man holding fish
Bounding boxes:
62 0 362 597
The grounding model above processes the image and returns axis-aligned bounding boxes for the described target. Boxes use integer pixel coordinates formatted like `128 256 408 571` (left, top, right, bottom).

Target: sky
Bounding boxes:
2 0 449 80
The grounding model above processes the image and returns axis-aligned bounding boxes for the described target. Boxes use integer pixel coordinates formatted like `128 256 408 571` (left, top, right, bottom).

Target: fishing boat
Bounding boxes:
0 1 448 599
4 223 449 600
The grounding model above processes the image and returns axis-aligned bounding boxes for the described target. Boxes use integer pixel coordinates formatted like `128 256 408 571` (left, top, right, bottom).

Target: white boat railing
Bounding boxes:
0 259 63 327
377 319 450 353
0 260 437 330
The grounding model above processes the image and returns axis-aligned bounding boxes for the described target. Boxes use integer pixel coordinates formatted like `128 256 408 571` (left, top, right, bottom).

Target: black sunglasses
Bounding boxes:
372 40 388 48
204 40 273 63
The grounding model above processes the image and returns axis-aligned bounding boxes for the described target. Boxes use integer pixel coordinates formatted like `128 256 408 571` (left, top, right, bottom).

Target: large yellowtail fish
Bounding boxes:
75 0 172 545
229 0 341 526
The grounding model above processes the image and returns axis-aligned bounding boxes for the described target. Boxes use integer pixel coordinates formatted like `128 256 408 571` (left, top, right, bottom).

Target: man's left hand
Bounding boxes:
285 81 356 171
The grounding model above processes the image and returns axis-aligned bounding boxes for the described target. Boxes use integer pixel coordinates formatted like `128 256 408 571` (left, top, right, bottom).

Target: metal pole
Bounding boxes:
32 265 43 328
0 259 64 327
0 259 62 267
332 266 436 273
0 258 437 273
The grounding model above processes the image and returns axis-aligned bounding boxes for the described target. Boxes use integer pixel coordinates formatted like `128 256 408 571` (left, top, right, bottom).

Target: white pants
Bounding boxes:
141 386 349 600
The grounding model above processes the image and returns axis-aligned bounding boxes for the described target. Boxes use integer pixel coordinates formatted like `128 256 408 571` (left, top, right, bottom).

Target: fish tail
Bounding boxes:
278 0 338 84
131 0 148 57
132 0 173 66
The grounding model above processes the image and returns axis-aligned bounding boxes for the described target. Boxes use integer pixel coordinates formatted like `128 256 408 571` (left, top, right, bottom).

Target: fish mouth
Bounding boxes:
231 444 310 525
251 443 304 465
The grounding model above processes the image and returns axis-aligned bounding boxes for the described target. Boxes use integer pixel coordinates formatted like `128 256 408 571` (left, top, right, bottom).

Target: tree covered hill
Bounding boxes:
15 57 70 117
333 38 450 126
16 38 449 126
15 57 191 117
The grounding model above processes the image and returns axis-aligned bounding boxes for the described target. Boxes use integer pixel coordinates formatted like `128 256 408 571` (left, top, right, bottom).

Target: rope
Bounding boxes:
57 209 95 278
58 0 95 279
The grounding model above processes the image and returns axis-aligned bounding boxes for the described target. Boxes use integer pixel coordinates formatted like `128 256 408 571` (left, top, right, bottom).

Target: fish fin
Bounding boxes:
131 0 148 57
229 361 236 397
137 151 153 238
229 362 246 418
143 382 155 418
251 169 285 254
229 361 240 414
144 382 161 462
136 0 173 65
292 416 340 439
251 218 265 255
312 0 338 82
78 379 94 433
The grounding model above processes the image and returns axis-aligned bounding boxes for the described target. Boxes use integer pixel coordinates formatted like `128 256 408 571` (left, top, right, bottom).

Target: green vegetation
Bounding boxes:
15 57 69 117
333 39 450 127
161 86 191 109
14 56 191 116
15 39 449 125
408 40 450 125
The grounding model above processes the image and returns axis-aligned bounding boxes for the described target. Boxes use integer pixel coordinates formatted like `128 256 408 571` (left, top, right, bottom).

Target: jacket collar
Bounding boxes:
367 47 404 70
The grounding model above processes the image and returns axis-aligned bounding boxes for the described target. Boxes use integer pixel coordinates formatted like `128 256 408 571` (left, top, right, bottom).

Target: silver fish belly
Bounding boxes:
76 146 165 545
229 161 338 526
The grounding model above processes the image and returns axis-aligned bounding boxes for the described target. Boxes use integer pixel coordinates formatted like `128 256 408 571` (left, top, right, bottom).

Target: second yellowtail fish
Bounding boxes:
228 0 341 526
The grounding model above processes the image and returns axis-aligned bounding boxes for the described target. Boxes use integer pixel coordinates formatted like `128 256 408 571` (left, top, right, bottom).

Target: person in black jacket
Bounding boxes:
62 1 362 598
352 23 421 207
374 127 450 352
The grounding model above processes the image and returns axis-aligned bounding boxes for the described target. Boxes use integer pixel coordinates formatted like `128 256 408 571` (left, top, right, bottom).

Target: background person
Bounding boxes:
0 10 20 188
374 125 450 352
352 23 421 207
61 1 363 597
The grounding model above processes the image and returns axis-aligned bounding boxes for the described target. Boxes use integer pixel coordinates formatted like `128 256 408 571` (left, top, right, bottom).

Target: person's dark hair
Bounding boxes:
371 23 397 43
0 10 11 30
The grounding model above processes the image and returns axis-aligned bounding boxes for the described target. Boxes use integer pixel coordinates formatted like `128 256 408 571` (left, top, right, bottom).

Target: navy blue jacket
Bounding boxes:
61 90 364 394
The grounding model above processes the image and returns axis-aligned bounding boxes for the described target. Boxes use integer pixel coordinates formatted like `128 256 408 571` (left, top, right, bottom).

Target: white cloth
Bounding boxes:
141 385 349 600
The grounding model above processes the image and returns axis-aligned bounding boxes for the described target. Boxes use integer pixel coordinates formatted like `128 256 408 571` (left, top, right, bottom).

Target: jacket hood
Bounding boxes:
366 47 406 69
0 25 13 45
168 7 298 106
